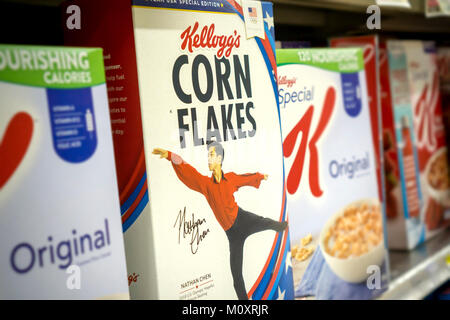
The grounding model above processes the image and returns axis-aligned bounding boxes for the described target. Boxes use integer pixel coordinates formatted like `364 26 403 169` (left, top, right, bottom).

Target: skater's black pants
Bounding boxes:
225 207 284 300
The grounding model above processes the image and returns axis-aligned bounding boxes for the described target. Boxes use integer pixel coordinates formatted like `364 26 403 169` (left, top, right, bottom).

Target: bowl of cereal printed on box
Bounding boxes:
424 147 450 208
319 198 385 283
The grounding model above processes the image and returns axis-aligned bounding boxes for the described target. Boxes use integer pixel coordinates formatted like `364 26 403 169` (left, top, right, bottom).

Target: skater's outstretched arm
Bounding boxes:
231 172 268 190
153 148 208 194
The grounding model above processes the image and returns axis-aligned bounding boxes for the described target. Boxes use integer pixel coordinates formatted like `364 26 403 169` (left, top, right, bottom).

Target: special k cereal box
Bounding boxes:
277 48 389 299
0 45 129 299
65 0 294 300
329 36 385 207
437 47 450 149
385 40 450 249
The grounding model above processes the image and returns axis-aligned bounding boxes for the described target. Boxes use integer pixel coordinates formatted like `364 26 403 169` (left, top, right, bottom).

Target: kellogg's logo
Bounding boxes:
128 272 140 287
180 22 241 58
278 76 297 88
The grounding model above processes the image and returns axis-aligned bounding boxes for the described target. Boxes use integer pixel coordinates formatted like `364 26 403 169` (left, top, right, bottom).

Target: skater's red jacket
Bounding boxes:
167 151 265 231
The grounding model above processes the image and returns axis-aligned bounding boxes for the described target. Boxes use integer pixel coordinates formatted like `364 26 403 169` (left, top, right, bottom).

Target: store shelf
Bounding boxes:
1 0 449 37
379 228 450 300
272 0 450 39
272 0 423 14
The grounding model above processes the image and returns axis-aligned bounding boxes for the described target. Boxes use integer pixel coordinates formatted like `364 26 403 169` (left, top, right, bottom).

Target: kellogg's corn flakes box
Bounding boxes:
277 48 389 299
385 40 450 249
0 45 129 299
65 0 294 300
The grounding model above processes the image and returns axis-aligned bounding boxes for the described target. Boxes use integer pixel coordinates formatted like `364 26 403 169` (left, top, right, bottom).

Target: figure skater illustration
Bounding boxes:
153 141 288 300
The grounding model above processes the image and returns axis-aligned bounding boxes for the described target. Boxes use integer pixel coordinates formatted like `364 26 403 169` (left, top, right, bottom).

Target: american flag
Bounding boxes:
248 7 257 17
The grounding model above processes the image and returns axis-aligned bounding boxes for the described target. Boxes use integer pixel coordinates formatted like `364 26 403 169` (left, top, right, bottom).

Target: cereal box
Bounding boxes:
64 0 294 300
63 0 153 297
379 40 402 223
329 35 385 207
385 40 450 249
0 45 129 299
437 47 450 149
277 48 389 299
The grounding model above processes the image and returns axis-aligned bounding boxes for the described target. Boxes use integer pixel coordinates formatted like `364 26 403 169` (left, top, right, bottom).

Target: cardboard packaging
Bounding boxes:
64 0 153 296
0 45 129 299
385 40 450 249
329 35 385 209
437 47 450 151
64 0 294 300
277 48 389 299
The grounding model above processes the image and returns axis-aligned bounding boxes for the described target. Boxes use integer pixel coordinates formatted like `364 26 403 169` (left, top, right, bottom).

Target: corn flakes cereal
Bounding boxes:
324 202 383 259
291 245 299 256
295 247 314 261
292 234 315 262
301 234 312 246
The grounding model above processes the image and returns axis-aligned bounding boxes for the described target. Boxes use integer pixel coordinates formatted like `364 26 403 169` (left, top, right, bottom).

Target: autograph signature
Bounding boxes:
174 207 210 254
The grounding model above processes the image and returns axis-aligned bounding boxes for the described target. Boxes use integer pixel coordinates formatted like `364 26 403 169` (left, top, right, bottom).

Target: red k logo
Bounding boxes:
0 112 34 189
283 87 336 197
414 71 440 153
